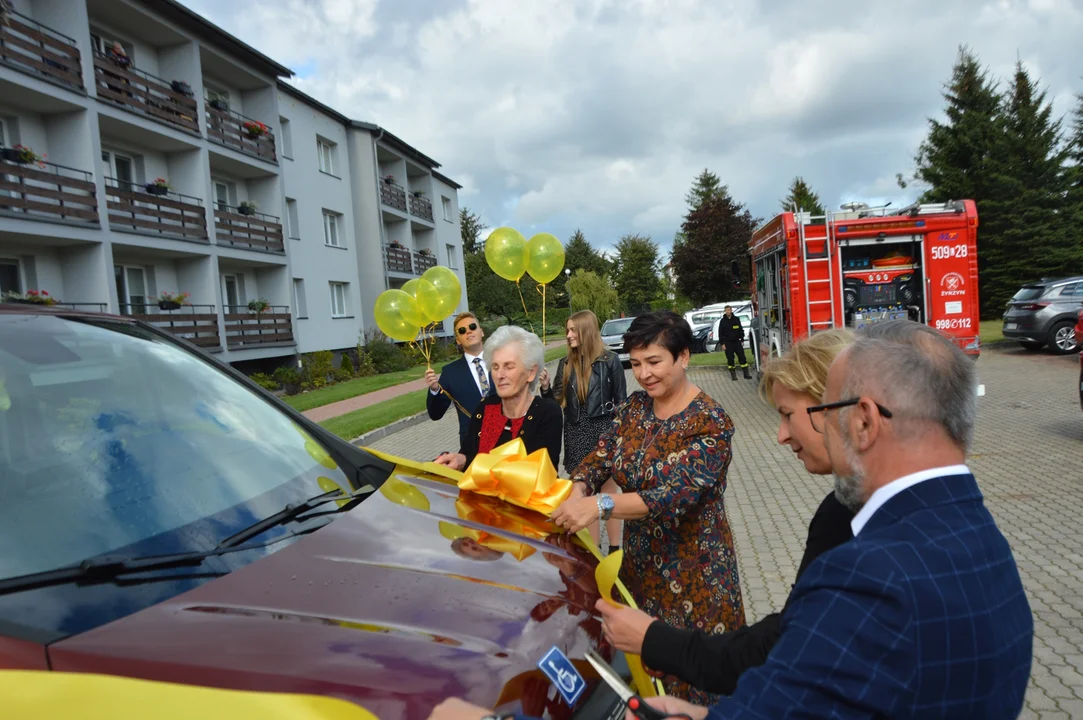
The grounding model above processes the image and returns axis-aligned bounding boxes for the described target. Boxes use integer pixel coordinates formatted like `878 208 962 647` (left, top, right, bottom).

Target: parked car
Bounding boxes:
1002 276 1083 354
600 316 635 364
0 306 633 719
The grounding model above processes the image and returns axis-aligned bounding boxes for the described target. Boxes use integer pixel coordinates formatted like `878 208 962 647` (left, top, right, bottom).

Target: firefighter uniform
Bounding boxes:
719 312 751 380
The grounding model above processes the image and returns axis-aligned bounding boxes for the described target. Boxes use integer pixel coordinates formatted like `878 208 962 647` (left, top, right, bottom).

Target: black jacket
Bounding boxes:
640 491 855 695
718 313 746 347
541 351 627 424
460 394 563 470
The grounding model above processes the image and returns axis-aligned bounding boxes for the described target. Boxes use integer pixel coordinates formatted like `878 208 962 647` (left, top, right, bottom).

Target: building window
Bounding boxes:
446 244 458 269
204 85 230 106
293 278 307 318
90 30 134 61
441 196 452 221
114 265 148 314
279 117 293 159
212 180 235 212
0 259 21 295
322 210 341 247
102 150 136 190
286 198 300 239
222 273 246 310
329 282 348 318
317 138 335 175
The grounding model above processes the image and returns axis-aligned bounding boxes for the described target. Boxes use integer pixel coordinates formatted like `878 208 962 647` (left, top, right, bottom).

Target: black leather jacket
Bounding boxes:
542 350 627 424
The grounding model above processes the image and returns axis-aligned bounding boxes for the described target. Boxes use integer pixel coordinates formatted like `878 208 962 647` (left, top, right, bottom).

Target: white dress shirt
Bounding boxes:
850 464 972 536
431 350 486 395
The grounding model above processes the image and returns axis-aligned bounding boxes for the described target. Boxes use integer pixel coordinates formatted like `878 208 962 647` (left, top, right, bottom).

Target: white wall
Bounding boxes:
433 176 467 326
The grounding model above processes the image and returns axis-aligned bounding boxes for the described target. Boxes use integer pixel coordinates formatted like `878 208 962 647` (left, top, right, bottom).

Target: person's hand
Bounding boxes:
425 697 491 720
433 452 466 471
425 368 441 392
551 495 599 533
595 598 655 655
625 696 708 720
539 368 550 392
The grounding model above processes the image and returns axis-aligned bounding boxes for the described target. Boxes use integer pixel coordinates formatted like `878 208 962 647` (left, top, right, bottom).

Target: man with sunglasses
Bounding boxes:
426 312 494 448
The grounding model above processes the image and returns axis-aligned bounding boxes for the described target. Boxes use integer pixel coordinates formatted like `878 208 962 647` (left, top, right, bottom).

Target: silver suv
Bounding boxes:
600 317 635 364
1002 276 1083 354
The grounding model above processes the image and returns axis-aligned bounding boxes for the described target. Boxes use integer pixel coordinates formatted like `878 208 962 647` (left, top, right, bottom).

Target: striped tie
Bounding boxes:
474 357 490 395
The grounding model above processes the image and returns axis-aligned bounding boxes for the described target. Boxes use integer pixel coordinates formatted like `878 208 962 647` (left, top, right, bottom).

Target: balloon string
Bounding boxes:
541 283 547 343
516 279 535 334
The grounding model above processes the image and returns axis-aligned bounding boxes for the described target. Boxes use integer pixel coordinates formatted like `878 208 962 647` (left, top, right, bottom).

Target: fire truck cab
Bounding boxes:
746 199 981 375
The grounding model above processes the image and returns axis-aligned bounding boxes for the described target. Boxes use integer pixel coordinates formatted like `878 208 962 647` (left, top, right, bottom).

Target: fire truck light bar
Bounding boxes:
836 220 926 233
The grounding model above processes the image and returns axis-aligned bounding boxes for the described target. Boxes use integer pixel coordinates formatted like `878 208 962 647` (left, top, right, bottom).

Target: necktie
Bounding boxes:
473 357 490 395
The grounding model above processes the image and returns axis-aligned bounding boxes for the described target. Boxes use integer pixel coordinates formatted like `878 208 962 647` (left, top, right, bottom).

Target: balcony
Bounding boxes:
92 51 199 134
414 251 436 273
408 193 434 222
384 244 412 274
118 303 221 350
0 10 84 92
105 178 207 241
223 305 293 348
379 181 407 213
206 105 276 163
0 155 98 223
52 302 108 312
214 205 284 253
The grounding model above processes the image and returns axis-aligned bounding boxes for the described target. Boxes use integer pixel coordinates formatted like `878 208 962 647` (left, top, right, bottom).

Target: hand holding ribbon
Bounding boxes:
457 438 573 515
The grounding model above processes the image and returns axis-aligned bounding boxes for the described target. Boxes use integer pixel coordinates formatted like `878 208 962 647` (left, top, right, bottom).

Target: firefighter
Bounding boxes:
719 305 751 380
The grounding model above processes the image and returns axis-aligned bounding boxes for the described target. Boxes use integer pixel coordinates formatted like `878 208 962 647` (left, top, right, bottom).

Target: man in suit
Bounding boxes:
425 312 493 448
424 319 1034 720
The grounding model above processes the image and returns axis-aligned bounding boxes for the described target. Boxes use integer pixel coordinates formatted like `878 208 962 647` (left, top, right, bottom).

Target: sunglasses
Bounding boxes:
456 322 478 335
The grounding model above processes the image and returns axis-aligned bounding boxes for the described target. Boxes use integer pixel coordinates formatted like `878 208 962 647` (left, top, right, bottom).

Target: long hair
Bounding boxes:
561 310 605 407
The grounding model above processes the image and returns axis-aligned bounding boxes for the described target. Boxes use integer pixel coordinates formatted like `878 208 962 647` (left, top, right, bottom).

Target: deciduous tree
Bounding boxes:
612 234 663 315
567 270 619 322
672 187 759 307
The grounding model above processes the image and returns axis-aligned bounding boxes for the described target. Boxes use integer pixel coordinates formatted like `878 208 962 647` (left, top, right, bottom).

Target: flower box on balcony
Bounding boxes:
145 178 170 196
210 98 230 112
247 298 270 314
242 120 268 138
2 145 45 166
157 291 190 311
171 80 194 97
237 201 258 216
2 290 56 306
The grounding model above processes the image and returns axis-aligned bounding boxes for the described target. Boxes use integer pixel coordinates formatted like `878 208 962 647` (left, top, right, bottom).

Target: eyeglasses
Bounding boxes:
456 322 478 335
807 398 893 433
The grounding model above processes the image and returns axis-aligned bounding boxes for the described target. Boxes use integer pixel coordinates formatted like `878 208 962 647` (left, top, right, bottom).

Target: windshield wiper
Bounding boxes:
215 486 371 549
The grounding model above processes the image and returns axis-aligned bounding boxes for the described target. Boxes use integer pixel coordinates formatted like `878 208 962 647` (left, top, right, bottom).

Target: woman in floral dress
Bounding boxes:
550 311 745 704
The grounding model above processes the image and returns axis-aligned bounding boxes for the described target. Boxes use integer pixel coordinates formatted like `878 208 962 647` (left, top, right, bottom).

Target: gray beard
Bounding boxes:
833 433 867 513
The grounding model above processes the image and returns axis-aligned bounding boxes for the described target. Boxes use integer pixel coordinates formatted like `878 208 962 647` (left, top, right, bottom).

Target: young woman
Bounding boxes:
540 310 627 551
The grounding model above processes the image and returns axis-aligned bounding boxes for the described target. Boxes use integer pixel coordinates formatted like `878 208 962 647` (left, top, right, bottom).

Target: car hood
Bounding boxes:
46 469 613 719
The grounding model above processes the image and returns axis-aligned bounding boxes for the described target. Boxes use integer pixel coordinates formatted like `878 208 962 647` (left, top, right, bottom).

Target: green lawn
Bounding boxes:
282 361 451 412
545 345 569 363
319 389 430 442
979 320 1006 346
689 351 730 367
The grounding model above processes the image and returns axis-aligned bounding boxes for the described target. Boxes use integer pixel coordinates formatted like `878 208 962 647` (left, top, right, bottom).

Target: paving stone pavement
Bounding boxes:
361 346 1083 718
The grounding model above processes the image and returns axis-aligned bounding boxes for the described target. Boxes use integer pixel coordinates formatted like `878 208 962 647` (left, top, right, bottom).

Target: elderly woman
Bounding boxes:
434 325 562 472
549 310 744 703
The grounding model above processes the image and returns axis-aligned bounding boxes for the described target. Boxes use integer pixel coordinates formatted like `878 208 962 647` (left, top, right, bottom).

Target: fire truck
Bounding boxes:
744 199 981 375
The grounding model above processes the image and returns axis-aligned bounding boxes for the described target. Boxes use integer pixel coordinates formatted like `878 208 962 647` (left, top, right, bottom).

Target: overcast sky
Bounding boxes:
178 0 1082 258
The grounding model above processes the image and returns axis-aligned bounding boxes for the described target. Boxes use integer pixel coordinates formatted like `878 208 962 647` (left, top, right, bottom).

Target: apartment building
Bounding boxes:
0 0 466 369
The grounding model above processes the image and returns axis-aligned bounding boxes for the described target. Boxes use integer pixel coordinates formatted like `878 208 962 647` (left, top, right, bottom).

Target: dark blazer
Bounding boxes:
705 471 1033 719
427 354 494 447
641 491 854 695
460 395 563 470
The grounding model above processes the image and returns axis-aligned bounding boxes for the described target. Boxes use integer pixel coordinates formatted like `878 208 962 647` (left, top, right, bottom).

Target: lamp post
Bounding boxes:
564 268 572 313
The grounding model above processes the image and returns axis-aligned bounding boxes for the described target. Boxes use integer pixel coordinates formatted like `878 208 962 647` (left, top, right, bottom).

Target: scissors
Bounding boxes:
584 649 691 720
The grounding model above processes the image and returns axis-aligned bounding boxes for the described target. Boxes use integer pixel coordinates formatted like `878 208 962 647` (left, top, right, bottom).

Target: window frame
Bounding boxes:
441 196 452 222
329 281 348 318
322 210 342 248
279 117 293 159
285 198 300 240
317 139 335 176
293 278 308 319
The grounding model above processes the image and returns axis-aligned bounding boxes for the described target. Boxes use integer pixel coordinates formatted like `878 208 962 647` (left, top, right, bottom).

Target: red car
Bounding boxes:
0 306 629 719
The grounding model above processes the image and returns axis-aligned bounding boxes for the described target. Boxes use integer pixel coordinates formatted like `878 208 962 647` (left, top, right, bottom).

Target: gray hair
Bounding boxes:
839 320 977 451
485 325 546 395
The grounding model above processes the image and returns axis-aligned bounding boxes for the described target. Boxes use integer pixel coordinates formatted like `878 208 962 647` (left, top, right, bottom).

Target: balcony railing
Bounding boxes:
214 205 284 253
0 10 84 91
223 305 294 349
0 156 98 223
92 51 199 134
414 251 436 273
379 181 407 213
384 244 412 274
118 303 221 349
52 302 109 312
105 178 207 241
408 193 434 222
206 105 276 162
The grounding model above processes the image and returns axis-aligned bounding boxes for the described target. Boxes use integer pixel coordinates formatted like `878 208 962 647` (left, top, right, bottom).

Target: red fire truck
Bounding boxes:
745 199 981 374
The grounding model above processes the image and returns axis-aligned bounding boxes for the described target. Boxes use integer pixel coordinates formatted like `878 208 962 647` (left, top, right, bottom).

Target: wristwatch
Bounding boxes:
480 714 515 720
596 494 614 522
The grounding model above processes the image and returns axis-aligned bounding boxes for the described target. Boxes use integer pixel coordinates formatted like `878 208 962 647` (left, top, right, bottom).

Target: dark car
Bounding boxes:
1002 276 1083 354
0 306 632 719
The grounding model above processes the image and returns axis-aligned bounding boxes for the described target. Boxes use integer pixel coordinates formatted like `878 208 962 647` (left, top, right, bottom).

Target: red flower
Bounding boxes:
41 290 49 296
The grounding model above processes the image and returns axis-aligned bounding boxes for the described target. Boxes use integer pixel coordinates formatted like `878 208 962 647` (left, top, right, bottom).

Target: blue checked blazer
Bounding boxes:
705 472 1033 719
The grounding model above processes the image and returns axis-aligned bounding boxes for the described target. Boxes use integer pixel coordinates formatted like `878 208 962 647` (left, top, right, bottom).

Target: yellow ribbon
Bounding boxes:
0 670 378 720
458 438 573 515
440 494 556 561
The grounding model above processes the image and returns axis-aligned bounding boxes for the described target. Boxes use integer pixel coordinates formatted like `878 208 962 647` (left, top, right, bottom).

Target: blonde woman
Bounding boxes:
540 310 627 551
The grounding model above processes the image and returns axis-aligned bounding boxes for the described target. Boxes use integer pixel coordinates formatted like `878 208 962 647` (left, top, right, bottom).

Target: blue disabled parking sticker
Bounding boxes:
538 646 586 706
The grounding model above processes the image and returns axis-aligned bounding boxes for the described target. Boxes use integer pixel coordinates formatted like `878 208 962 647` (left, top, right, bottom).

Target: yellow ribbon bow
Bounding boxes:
458 438 573 515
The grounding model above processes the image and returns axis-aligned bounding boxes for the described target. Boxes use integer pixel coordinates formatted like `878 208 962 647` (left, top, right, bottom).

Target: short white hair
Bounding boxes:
485 325 545 395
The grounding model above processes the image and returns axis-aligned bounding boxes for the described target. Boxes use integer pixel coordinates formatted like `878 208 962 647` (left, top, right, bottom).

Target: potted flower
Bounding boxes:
247 298 270 314
157 291 190 311
412 190 425 198
389 240 404 249
2 145 46 167
2 289 57 306
237 200 258 216
171 80 194 97
418 248 433 256
145 177 170 196
242 120 268 138
383 174 395 185
107 41 130 69
209 98 229 112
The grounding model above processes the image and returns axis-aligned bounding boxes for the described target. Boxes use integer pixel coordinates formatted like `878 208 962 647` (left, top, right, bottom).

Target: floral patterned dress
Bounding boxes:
573 389 745 703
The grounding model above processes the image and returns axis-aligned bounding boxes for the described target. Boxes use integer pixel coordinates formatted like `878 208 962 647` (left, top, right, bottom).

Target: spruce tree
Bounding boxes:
686 169 724 215
780 176 826 215
1066 92 1083 235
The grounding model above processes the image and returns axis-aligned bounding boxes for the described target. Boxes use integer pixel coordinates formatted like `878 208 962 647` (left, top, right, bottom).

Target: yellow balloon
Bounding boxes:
485 227 528 282
379 476 431 511
400 279 435 327
526 233 565 284
439 521 468 540
419 266 462 322
373 290 420 343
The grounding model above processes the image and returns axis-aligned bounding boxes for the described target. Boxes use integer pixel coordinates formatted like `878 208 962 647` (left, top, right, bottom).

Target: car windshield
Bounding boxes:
602 318 634 335
1011 287 1047 302
0 314 353 582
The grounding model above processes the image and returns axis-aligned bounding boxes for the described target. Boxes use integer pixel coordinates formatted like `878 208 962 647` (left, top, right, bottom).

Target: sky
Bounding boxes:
177 0 1083 258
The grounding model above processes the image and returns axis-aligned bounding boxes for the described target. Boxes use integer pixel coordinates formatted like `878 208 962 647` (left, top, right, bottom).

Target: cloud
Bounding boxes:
178 0 1083 256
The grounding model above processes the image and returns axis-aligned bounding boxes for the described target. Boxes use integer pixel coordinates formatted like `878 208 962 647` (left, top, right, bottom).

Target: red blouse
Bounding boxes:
477 402 525 454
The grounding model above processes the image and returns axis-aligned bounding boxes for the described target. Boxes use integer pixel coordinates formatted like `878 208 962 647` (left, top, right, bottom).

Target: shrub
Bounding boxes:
354 340 378 377
273 366 302 395
367 340 410 374
301 350 335 388
249 372 279 391
339 353 355 377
